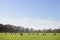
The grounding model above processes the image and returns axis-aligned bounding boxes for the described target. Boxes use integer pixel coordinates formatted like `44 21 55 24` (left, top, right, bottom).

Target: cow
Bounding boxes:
53 33 56 35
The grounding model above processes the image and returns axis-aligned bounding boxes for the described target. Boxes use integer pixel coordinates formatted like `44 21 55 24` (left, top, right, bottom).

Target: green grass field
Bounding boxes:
0 33 60 40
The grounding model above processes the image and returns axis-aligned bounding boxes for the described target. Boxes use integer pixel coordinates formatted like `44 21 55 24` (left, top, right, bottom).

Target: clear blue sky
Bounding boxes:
0 0 60 20
0 0 60 29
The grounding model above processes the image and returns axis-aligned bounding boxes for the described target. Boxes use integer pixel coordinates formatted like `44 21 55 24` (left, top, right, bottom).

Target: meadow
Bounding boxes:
0 33 60 40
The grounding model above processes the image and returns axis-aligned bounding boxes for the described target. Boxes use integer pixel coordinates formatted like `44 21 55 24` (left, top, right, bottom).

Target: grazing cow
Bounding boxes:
53 33 56 35
43 33 46 36
20 33 23 36
45 33 46 35
43 33 44 35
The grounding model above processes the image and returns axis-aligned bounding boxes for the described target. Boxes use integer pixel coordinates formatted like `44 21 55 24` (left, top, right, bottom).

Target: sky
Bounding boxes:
0 0 60 30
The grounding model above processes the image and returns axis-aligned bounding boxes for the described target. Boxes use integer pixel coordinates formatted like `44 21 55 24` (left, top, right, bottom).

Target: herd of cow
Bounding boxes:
4 33 56 36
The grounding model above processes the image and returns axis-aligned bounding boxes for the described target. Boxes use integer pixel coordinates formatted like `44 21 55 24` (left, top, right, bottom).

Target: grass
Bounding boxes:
0 33 60 40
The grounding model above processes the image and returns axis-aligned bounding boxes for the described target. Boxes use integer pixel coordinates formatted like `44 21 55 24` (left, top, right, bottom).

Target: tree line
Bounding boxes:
0 23 60 33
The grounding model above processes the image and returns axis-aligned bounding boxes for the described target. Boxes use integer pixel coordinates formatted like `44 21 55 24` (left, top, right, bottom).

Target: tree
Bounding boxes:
0 24 3 32
47 29 52 33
